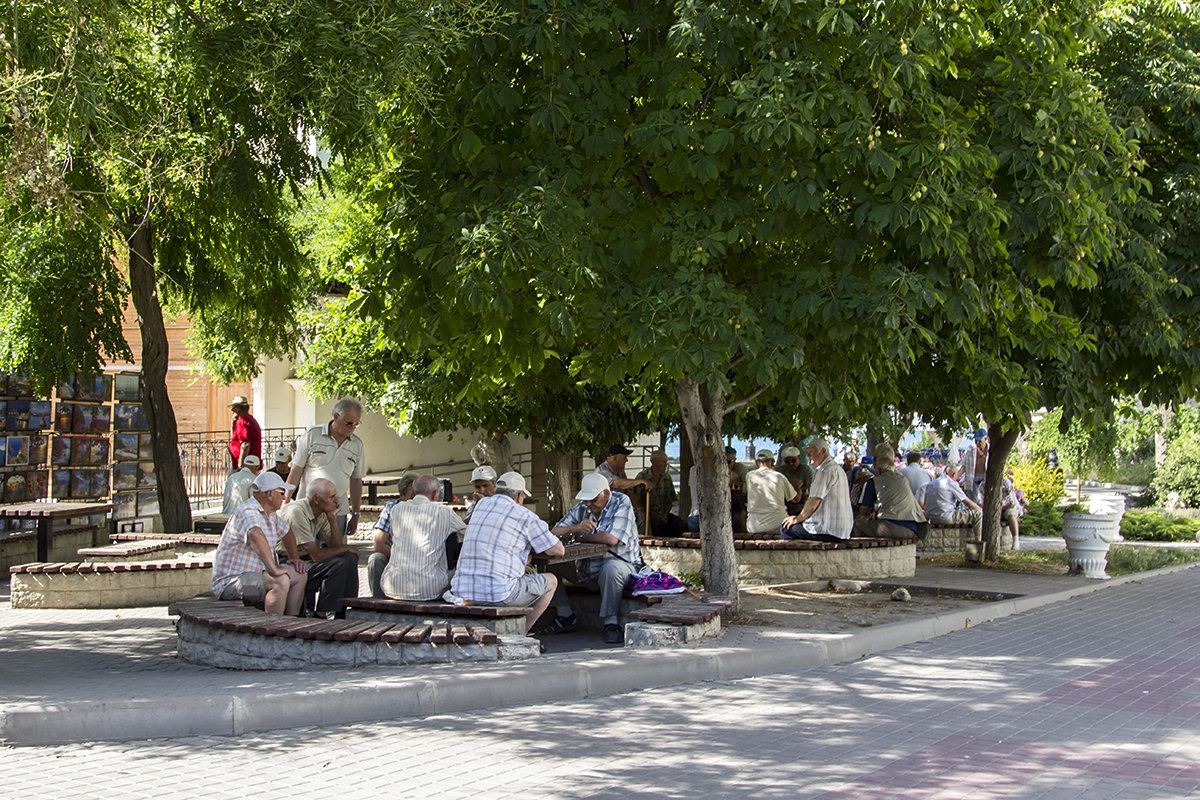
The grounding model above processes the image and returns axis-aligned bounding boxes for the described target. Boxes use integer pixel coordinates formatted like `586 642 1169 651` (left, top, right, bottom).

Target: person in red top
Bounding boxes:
229 395 262 469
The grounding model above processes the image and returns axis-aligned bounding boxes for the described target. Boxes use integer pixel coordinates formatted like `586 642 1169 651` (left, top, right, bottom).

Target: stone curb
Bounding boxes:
2 562 1195 746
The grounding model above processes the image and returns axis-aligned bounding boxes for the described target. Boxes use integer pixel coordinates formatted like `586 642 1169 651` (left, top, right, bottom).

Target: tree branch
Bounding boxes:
723 384 769 416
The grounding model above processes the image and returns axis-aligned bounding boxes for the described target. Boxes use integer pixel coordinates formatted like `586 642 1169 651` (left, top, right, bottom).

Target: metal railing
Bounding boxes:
178 427 305 506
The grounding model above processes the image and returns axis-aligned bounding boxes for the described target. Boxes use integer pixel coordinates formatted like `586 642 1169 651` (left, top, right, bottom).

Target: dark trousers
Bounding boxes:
304 552 360 618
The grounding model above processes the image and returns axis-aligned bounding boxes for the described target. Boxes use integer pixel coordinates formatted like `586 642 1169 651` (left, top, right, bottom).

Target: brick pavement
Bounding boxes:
3 566 1199 798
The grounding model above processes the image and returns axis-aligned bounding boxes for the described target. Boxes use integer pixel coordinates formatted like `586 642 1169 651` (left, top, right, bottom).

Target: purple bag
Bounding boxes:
627 567 688 597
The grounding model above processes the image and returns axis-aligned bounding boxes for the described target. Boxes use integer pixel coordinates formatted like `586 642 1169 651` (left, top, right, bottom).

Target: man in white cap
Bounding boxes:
228 395 261 469
278 477 359 618
378 475 467 601
746 449 800 534
267 446 293 482
465 464 498 521
546 473 641 644
782 437 853 541
221 455 262 514
450 472 564 634
775 445 814 514
212 471 308 616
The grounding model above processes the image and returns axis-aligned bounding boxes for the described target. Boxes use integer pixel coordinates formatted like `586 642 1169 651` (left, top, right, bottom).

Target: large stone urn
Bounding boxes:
1062 497 1124 579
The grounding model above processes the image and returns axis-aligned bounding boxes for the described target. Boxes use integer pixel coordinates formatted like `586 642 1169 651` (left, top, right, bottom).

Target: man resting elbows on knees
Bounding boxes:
449 472 563 634
212 471 308 615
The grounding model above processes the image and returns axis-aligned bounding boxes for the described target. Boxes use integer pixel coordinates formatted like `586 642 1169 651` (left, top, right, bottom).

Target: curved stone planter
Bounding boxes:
640 536 915 584
1062 512 1123 580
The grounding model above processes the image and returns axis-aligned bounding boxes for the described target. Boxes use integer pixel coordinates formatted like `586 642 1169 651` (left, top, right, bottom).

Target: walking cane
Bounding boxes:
644 485 651 534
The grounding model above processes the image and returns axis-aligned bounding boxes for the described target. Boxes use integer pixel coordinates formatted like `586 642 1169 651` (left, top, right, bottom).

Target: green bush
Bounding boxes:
1020 500 1086 536
1009 458 1065 504
1119 510 1200 542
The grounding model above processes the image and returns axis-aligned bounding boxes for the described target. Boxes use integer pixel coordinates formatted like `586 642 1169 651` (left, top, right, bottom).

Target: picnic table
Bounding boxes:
532 542 608 571
0 500 114 561
362 473 408 504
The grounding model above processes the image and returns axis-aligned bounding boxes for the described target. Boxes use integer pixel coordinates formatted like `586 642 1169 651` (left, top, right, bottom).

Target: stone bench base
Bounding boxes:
640 536 915 585
922 525 1014 556
9 560 213 608
624 592 732 648
172 598 538 669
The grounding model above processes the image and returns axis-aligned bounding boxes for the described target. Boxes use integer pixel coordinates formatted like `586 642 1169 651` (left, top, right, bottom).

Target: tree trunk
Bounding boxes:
675 376 738 612
981 421 1019 561
128 216 192 533
544 448 574 521
678 424 694 519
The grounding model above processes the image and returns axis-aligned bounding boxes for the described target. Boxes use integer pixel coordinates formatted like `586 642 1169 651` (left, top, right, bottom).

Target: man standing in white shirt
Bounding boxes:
782 437 853 541
746 450 799 534
285 398 365 537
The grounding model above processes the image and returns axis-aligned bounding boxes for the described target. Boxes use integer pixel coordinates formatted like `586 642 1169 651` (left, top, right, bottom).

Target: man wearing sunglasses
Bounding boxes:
286 398 366 537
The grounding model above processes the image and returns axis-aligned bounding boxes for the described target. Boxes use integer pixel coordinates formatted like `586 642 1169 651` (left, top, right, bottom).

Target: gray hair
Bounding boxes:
413 475 440 499
332 398 363 418
306 477 335 501
397 475 416 499
873 444 895 471
497 487 523 501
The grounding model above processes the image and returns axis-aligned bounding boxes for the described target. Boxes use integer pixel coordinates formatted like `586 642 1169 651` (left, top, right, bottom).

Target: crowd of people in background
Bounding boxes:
211 398 1026 640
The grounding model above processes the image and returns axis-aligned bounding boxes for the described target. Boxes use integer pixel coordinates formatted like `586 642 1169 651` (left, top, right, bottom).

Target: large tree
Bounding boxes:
0 0 478 529
333 0 1142 607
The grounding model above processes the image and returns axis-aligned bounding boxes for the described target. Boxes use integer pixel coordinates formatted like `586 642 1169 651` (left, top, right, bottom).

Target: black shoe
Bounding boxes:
535 614 580 636
603 623 623 644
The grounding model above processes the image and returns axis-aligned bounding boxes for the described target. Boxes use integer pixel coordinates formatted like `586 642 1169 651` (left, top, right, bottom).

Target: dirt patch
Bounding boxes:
726 584 1009 631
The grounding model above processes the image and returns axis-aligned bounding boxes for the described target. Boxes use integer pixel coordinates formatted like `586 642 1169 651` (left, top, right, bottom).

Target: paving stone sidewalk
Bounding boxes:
4 563 1198 798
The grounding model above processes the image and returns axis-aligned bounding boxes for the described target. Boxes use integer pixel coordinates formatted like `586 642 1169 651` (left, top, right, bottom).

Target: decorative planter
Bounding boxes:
1061 511 1123 579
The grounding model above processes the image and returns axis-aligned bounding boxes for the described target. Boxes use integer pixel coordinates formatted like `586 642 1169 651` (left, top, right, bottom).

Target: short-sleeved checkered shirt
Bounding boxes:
556 490 641 564
212 497 289 595
451 494 559 603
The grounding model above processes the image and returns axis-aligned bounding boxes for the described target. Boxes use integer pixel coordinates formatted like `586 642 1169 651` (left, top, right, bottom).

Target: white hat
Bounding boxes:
576 472 610 501
242 455 261 468
495 471 527 494
252 471 294 494
471 465 498 482
273 446 292 462
230 395 250 407
780 446 801 459
755 449 774 461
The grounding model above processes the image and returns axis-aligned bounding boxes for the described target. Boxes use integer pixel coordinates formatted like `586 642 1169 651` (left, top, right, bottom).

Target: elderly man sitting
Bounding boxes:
450 472 564 634
379 475 467 601
221 455 262 514
634 450 685 537
277 477 360 618
545 473 641 644
917 467 983 538
853 444 927 539
211 472 308 616
781 437 853 542
747 449 800 535
367 475 416 598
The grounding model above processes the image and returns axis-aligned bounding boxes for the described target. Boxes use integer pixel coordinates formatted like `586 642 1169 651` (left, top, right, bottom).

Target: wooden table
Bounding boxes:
532 542 608 571
362 474 408 505
0 500 114 562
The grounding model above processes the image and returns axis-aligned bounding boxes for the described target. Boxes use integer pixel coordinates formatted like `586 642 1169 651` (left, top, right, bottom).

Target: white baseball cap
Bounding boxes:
273 446 292 462
471 465 498 482
252 471 295 493
242 455 261 468
495 471 527 494
781 446 801 459
576 472 610 501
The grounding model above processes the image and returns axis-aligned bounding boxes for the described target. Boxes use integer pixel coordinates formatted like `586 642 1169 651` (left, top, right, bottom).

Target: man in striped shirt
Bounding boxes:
379 475 468 601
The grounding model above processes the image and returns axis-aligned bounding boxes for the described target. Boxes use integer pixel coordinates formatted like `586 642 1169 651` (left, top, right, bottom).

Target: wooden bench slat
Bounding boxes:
333 621 378 642
380 624 413 644
403 624 432 644
450 625 473 645
428 623 450 645
466 624 498 645
341 597 533 618
354 623 398 643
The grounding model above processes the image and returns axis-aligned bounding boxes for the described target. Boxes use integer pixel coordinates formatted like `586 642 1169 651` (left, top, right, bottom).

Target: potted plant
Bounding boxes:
1061 495 1125 579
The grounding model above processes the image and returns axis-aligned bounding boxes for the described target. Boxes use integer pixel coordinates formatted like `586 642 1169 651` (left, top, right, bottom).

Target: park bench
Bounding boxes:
9 558 213 609
110 531 221 558
624 591 734 647
170 597 537 669
77 539 177 561
922 523 1014 556
640 533 917 584
340 596 535 637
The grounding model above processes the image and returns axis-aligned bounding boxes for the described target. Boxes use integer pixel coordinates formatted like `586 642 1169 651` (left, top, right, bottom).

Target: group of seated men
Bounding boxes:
211 452 644 644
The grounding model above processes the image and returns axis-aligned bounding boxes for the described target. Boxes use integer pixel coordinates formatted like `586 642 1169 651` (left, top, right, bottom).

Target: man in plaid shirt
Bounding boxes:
211 471 308 616
450 472 564 634
544 473 641 644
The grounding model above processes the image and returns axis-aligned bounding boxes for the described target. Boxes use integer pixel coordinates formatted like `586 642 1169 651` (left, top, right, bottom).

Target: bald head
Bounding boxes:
413 475 440 499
